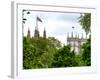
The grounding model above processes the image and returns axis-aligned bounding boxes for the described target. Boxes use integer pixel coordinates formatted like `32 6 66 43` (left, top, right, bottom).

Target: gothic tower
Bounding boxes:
67 32 86 54
27 28 31 37
43 27 46 38
34 26 40 37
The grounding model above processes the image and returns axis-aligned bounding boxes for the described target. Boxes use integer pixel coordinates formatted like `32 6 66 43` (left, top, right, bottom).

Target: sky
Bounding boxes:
23 10 86 45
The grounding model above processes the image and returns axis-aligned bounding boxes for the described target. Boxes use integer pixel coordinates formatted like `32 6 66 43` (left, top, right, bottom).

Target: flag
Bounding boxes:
37 16 42 22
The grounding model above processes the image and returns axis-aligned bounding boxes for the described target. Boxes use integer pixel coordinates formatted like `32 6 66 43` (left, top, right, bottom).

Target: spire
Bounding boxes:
82 33 83 39
71 32 73 38
72 26 75 38
34 26 40 37
76 33 77 38
43 27 46 38
67 32 69 38
27 28 31 37
34 16 41 38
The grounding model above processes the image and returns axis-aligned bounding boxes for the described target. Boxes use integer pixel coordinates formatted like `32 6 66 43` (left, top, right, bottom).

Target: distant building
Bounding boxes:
27 25 46 38
33 16 46 38
34 25 40 38
43 27 46 38
27 28 31 37
67 32 86 54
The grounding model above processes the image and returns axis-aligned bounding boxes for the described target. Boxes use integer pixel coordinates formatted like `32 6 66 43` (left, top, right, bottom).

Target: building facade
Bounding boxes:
27 26 46 38
67 32 86 54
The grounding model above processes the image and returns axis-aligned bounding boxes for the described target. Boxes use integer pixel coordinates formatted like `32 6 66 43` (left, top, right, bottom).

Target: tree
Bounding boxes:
78 13 91 36
78 13 91 66
23 36 61 69
32 37 48 53
81 36 91 66
23 37 36 69
51 45 78 67
48 37 62 49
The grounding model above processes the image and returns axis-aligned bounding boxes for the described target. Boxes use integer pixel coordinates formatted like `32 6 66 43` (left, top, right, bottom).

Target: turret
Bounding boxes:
67 32 69 38
27 28 31 37
43 27 46 38
71 32 73 38
34 26 40 37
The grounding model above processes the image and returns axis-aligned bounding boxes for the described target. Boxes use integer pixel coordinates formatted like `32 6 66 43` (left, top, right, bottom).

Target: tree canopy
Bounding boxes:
79 13 91 35
78 13 91 66
23 36 90 69
81 36 91 66
51 45 78 67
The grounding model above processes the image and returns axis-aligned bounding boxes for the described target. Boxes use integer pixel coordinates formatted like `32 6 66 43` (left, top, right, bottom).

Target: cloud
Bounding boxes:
23 11 85 44
58 13 81 22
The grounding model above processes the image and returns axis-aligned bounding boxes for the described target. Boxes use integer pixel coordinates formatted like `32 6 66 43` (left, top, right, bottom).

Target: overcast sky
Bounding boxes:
23 11 86 45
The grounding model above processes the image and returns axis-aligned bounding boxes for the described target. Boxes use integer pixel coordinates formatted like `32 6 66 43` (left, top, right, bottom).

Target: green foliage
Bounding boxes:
81 36 91 66
79 13 91 35
23 36 60 69
52 45 78 67
23 35 91 69
48 37 62 49
78 13 91 66
74 54 86 66
23 37 36 69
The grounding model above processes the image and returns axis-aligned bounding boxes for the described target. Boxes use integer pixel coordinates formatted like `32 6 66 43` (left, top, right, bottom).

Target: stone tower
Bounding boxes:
67 33 86 54
34 26 40 37
27 28 31 37
43 27 46 38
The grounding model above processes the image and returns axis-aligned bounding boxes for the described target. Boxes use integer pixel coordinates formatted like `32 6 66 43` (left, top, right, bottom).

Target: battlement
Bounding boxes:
67 32 87 54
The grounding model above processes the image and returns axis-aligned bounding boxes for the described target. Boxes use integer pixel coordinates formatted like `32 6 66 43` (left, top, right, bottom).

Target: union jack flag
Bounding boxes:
37 16 42 22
